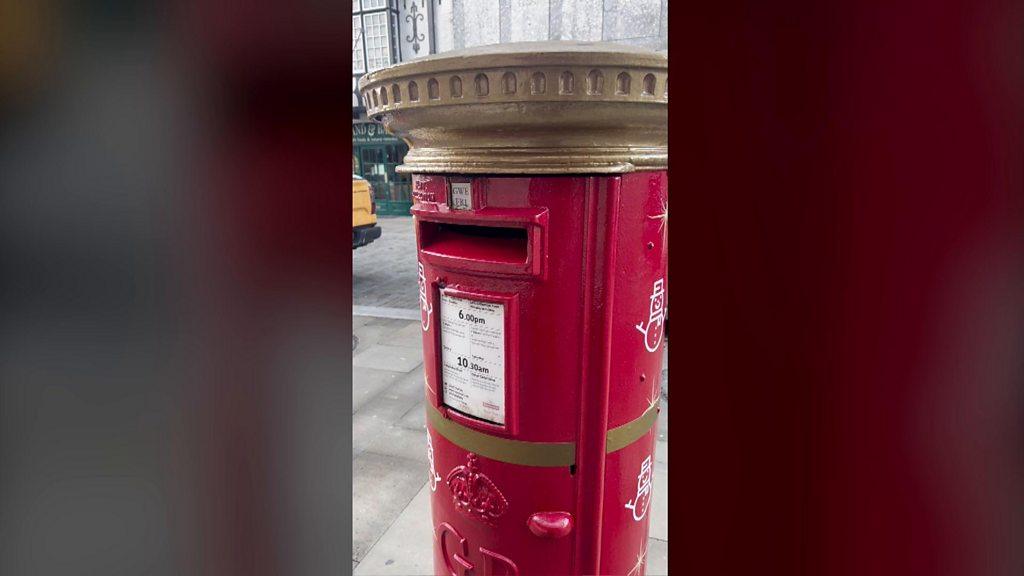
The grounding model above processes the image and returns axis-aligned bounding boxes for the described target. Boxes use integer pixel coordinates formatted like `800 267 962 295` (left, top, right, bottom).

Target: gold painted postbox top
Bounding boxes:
358 41 668 174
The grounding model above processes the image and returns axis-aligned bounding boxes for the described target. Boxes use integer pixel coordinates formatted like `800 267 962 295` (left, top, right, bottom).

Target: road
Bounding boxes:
353 216 420 312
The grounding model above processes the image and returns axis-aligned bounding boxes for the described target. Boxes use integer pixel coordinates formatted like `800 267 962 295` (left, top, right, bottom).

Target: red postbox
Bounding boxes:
360 42 668 576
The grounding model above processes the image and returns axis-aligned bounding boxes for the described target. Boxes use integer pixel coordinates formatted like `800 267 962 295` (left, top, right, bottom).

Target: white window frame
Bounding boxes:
362 11 393 72
352 15 366 74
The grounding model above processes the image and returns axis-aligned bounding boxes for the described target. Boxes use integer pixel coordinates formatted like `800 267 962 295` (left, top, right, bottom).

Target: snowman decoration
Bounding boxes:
418 262 433 332
625 454 653 521
635 278 666 353
426 433 442 492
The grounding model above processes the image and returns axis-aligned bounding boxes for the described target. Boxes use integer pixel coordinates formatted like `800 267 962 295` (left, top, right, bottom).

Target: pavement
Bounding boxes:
353 216 420 312
352 217 669 575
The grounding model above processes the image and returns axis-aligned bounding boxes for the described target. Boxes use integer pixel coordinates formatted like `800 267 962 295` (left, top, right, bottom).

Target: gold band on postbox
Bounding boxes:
426 401 660 468
426 405 576 467
605 402 661 454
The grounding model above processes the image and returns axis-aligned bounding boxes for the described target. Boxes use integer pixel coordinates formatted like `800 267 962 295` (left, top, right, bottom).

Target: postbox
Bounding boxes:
360 42 667 576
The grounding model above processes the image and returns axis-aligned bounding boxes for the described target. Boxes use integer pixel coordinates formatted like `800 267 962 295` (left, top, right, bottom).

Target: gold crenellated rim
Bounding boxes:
358 41 668 174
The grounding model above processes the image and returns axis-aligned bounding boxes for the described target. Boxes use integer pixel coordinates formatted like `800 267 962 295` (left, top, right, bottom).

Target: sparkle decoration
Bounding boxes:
627 538 649 576
424 365 435 395
648 198 668 238
648 384 660 414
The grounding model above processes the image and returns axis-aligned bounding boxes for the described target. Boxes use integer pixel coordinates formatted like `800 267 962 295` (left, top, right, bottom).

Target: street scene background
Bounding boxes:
352 218 669 574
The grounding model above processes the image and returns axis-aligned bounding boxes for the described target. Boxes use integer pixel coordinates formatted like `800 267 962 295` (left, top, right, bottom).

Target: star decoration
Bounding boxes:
648 199 668 236
627 539 649 576
424 367 435 395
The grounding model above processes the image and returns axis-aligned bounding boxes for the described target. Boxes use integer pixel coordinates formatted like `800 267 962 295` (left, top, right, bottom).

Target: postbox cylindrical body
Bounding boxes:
360 42 668 576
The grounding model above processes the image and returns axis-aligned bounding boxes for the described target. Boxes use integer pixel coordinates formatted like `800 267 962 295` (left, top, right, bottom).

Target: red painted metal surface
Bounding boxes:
414 172 668 575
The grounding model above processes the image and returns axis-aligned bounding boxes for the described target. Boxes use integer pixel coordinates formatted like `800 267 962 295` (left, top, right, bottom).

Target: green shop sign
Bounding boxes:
353 121 400 144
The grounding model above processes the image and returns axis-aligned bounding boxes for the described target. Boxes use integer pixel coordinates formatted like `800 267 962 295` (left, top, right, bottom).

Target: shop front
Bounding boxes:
353 121 412 216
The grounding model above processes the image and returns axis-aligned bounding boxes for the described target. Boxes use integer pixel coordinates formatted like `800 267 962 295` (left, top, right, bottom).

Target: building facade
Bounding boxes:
352 0 667 213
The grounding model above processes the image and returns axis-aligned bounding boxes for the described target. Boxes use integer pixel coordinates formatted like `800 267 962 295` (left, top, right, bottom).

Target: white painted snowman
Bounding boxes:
635 278 666 353
418 261 432 332
625 454 653 521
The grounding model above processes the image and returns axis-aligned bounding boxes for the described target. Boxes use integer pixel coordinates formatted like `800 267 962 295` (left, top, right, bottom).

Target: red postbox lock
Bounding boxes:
361 42 668 575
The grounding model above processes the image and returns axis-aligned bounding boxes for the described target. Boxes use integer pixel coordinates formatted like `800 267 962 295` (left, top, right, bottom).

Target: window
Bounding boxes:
390 11 400 63
352 15 365 73
363 11 392 72
362 0 387 9
385 144 401 164
353 0 360 12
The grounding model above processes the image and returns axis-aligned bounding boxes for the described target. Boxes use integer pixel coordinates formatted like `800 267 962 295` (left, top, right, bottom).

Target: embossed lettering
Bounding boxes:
437 522 473 576
480 547 519 575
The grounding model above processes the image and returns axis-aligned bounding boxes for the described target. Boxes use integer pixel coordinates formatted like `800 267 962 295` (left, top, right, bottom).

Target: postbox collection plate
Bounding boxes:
439 292 507 425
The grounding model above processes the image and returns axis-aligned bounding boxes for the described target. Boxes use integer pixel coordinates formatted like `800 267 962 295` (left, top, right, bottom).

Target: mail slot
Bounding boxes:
360 41 668 575
413 201 549 278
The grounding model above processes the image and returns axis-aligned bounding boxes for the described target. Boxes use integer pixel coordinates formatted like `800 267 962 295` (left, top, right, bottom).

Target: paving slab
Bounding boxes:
364 423 431 465
382 367 430 406
650 454 668 542
354 322 403 352
353 481 434 576
354 398 423 457
389 320 428 347
355 374 423 422
355 316 417 344
657 398 669 441
352 366 404 414
352 217 420 310
397 400 427 431
646 537 669 575
352 452 428 563
353 343 423 373
361 316 415 329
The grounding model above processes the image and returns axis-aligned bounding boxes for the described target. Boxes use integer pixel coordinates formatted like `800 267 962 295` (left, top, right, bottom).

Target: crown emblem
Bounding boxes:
446 454 508 525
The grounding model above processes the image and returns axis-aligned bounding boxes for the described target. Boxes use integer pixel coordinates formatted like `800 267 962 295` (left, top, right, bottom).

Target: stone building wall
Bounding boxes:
431 0 667 56
355 1 666 113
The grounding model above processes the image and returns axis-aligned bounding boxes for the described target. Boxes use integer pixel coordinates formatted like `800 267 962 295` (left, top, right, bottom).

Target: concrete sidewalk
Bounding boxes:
352 314 669 575
353 217 420 311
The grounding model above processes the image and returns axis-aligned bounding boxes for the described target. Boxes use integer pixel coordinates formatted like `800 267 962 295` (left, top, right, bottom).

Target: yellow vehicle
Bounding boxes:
353 174 382 249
